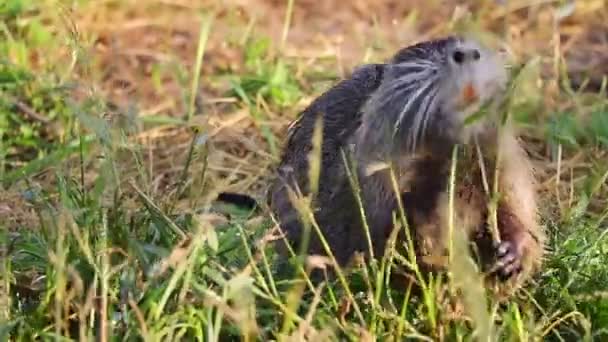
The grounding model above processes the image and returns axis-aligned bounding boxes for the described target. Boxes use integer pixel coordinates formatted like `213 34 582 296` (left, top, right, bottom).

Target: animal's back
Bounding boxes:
268 64 385 265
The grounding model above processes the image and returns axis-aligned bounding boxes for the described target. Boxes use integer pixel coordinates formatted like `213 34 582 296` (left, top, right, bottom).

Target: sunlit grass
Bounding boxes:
1 0 608 340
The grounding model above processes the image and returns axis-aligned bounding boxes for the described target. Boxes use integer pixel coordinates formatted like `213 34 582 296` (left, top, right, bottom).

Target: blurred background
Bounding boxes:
1 0 607 201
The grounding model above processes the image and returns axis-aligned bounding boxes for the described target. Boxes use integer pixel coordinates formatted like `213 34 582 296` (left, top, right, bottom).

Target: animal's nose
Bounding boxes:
452 48 481 64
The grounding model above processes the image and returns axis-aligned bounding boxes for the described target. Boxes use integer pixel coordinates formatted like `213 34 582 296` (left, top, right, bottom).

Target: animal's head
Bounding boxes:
360 36 508 156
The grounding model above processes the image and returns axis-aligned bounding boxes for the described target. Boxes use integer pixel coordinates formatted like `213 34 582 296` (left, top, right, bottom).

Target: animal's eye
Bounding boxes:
452 50 465 64
472 49 481 60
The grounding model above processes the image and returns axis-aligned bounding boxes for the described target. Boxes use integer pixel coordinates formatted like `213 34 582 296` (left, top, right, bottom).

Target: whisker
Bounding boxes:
376 69 437 111
393 61 437 73
393 77 437 134
400 73 440 152
416 87 439 150
408 87 436 151
377 82 419 108
392 82 436 154
387 72 430 90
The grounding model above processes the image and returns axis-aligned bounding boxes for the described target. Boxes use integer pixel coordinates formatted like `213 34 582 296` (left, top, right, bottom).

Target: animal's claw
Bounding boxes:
492 240 523 281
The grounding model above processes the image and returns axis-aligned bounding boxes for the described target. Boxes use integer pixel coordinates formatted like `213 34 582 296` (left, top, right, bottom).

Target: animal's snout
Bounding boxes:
461 82 479 105
452 47 481 64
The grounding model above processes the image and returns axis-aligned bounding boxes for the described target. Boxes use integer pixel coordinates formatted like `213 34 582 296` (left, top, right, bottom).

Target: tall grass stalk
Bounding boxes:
187 13 213 120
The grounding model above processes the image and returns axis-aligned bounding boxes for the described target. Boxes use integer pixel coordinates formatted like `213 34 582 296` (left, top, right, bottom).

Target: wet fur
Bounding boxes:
268 37 544 296
269 63 386 266
387 130 545 296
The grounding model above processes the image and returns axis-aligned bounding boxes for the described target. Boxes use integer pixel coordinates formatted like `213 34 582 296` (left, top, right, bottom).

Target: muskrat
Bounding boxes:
267 36 545 295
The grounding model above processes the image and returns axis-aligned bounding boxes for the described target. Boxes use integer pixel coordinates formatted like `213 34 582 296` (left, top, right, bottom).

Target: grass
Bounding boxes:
1 0 608 340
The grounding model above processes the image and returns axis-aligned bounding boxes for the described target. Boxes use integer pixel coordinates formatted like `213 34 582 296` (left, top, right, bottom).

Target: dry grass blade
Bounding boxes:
130 180 186 239
187 13 214 120
447 146 495 340
0 91 51 123
308 114 323 200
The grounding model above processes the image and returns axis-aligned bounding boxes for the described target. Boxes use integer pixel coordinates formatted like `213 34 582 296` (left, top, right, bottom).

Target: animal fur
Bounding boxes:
268 36 545 297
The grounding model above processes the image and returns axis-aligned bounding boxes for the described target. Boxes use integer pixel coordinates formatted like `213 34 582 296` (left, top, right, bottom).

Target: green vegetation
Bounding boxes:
1 0 608 340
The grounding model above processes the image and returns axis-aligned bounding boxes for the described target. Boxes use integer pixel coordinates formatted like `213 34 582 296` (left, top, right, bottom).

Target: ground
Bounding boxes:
1 0 608 340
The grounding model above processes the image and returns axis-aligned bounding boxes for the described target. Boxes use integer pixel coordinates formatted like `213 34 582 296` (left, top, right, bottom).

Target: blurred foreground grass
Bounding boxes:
1 0 608 340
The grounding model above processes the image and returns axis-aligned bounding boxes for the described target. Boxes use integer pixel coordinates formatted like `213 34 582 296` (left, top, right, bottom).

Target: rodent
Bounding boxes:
267 36 545 297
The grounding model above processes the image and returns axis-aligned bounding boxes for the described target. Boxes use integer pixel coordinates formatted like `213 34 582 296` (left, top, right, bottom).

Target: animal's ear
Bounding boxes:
348 63 386 89
351 63 385 77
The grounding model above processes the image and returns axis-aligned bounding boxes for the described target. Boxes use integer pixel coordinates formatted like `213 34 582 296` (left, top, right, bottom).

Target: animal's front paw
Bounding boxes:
492 240 523 281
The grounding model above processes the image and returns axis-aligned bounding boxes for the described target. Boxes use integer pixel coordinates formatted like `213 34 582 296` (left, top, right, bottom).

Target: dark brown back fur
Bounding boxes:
268 64 386 266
